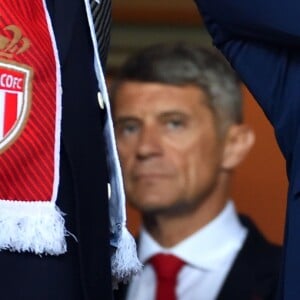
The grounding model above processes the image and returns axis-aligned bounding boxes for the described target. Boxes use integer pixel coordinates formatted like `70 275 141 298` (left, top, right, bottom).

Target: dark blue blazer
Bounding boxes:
194 1 300 298
0 1 113 300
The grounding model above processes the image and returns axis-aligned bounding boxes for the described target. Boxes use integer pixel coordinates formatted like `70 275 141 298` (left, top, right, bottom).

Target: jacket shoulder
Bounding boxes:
217 215 281 300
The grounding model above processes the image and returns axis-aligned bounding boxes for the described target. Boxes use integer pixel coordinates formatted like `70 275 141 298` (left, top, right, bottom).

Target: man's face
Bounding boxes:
113 82 226 215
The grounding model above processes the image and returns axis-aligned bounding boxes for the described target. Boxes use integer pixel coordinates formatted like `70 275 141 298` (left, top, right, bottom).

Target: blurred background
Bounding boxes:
107 0 287 245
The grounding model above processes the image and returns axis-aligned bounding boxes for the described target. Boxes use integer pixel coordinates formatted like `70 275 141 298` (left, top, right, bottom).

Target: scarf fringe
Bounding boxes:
0 201 67 255
111 226 142 289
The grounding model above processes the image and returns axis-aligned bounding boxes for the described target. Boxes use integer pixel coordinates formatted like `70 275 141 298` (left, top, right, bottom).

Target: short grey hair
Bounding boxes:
110 43 242 131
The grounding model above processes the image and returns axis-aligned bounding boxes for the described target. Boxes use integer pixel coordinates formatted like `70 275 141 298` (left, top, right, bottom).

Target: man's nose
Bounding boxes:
136 126 163 159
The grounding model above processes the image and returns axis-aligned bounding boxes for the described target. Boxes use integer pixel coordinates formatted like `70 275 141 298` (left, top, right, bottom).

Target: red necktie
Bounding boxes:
150 254 185 300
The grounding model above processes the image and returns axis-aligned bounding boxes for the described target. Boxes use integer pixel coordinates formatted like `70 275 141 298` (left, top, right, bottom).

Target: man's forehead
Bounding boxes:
115 82 208 106
114 96 212 124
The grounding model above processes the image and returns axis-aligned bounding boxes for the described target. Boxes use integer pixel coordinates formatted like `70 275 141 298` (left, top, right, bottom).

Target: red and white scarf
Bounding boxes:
0 0 64 254
0 0 141 285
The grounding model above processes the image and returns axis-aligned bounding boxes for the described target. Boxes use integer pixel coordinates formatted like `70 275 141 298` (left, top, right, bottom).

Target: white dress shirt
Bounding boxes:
126 201 248 300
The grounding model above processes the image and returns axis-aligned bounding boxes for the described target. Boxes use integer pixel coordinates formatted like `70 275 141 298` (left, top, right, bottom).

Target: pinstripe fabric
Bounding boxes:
90 0 111 69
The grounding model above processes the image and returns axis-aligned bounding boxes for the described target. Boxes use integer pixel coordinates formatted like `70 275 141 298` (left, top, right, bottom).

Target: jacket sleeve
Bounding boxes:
194 0 300 46
194 0 300 171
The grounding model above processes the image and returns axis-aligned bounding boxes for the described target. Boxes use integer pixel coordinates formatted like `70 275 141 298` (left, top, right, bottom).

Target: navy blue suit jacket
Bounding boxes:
194 1 300 298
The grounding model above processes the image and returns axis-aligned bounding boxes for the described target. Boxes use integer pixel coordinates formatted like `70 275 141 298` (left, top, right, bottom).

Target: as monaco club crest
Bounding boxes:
0 62 32 153
0 22 32 153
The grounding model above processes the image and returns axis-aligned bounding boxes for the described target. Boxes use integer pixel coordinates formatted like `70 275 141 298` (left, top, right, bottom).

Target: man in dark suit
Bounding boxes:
0 1 138 299
111 43 281 300
193 1 300 299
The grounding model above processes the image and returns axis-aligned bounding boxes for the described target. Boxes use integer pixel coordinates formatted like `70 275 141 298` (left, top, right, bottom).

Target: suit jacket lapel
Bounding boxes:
51 0 81 65
51 0 111 69
217 216 280 300
90 0 111 70
216 235 255 300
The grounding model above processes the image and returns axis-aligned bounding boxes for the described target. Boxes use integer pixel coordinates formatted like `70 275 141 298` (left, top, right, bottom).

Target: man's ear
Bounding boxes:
221 124 255 170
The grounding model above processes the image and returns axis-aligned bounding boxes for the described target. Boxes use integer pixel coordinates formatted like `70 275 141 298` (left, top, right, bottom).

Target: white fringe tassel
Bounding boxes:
0 201 67 255
111 226 143 289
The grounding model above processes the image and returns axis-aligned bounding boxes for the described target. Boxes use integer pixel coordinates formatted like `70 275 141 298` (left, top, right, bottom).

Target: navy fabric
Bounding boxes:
194 1 300 298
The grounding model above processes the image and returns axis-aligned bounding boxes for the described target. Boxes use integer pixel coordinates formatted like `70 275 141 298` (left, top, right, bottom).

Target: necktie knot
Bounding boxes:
150 253 185 281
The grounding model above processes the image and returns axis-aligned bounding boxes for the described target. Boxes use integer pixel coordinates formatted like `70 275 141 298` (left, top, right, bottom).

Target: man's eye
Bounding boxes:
166 119 184 129
120 123 139 135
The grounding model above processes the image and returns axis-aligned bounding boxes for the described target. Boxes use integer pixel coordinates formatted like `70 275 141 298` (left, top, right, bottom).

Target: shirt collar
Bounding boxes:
138 200 247 271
